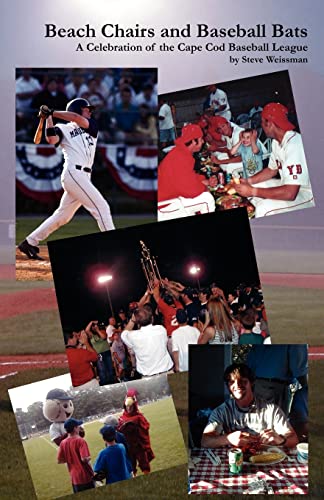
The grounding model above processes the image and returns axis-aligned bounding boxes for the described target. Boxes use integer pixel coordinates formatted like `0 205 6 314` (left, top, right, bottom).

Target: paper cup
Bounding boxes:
296 442 308 464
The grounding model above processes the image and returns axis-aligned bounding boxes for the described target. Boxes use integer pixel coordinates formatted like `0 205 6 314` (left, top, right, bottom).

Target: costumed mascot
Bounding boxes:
117 388 155 475
43 388 83 446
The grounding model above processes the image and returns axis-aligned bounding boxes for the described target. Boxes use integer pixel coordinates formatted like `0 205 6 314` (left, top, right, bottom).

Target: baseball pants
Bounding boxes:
158 191 215 221
250 179 315 218
27 168 115 246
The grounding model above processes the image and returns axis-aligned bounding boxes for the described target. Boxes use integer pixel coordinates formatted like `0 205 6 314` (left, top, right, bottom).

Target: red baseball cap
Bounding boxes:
210 116 229 129
176 124 203 144
261 103 295 131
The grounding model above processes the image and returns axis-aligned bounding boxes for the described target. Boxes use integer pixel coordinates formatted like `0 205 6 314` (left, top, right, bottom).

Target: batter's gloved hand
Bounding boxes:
38 105 54 118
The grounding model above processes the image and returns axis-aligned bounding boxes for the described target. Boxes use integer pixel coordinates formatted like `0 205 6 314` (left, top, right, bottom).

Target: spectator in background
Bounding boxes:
16 69 42 140
106 317 117 345
64 69 89 100
227 290 239 317
31 78 68 113
247 344 308 415
134 104 158 145
111 331 127 382
65 331 99 391
114 86 140 142
16 69 42 112
181 287 201 327
198 296 239 345
57 418 94 493
135 83 158 111
206 84 231 121
172 309 200 372
158 98 176 149
238 308 264 345
121 306 173 377
85 321 115 386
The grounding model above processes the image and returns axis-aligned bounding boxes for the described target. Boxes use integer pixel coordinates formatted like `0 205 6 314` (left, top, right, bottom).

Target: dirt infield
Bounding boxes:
16 246 52 281
260 273 324 289
0 354 68 378
0 288 56 319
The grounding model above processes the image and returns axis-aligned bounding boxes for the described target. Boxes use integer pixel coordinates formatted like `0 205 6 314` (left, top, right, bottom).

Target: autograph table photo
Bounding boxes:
189 446 308 495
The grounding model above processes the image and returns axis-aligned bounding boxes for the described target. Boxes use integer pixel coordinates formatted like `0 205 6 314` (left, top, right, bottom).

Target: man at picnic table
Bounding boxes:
201 363 298 449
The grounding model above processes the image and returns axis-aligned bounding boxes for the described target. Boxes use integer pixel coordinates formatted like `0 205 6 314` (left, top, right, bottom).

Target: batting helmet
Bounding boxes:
66 98 94 115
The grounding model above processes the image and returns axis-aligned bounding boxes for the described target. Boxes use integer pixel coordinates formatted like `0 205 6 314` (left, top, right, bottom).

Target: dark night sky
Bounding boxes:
48 208 260 331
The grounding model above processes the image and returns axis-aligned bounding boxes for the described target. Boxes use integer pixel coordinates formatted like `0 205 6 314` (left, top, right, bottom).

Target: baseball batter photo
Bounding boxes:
18 98 115 260
15 68 158 274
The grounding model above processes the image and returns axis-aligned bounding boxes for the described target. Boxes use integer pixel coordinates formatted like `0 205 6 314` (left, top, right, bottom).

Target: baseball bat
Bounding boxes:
33 116 45 144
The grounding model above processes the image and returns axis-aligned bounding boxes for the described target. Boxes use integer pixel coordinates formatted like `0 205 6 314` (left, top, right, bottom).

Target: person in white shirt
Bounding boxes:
158 98 176 148
207 84 231 121
235 103 314 217
172 309 200 372
121 306 174 377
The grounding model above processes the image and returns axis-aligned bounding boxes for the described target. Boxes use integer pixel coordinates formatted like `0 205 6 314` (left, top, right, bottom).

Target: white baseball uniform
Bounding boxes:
26 117 115 246
209 88 231 121
158 192 216 221
251 131 315 217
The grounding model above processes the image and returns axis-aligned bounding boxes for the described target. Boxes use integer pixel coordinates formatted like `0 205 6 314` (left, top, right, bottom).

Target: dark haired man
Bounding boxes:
18 98 115 259
235 103 314 217
201 363 298 449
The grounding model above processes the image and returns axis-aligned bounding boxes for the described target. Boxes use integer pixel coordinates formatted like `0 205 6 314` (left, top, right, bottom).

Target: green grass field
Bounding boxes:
15 215 155 243
1 283 324 357
22 397 187 499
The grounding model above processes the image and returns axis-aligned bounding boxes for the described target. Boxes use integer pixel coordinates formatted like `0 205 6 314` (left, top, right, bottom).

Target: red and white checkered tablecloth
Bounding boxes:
189 447 308 495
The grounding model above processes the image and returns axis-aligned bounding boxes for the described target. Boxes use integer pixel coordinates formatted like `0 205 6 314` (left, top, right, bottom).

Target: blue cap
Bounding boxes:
64 418 83 433
46 389 73 400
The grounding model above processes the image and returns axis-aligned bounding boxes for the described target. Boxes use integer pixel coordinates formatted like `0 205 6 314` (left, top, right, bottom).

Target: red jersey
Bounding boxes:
157 298 183 337
66 347 97 387
158 143 206 201
57 436 93 486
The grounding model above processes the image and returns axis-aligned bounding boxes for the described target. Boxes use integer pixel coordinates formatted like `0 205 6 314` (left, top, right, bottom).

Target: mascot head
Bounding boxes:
124 388 139 415
43 388 74 423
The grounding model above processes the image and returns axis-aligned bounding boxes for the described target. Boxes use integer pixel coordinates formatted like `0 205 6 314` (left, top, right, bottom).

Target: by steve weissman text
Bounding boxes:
44 23 309 64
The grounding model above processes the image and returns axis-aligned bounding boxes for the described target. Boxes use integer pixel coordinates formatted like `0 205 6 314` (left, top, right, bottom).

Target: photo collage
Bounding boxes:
5 62 315 498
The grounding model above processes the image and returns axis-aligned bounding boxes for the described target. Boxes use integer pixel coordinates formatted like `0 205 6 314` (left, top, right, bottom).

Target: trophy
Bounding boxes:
140 240 162 291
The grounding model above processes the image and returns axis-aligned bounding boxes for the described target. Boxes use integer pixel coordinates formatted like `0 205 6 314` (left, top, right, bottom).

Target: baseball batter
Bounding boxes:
18 98 115 259
235 103 315 217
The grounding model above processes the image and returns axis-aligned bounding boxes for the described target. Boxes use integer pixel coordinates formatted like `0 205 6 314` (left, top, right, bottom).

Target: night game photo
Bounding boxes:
47 208 271 390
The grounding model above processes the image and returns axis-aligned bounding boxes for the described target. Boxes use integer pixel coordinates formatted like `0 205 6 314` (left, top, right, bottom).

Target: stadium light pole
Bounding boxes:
98 274 114 317
189 265 201 290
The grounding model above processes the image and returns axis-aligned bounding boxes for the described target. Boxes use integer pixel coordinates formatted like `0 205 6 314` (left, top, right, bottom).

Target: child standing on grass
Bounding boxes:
57 418 95 494
93 426 133 485
230 128 264 179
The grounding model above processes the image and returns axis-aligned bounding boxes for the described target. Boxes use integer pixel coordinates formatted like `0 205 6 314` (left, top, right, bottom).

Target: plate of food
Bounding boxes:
215 193 255 217
243 446 287 466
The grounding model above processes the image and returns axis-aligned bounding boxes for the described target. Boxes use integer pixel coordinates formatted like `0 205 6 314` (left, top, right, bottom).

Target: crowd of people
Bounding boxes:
158 83 314 220
16 68 158 145
57 389 154 493
64 280 269 389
